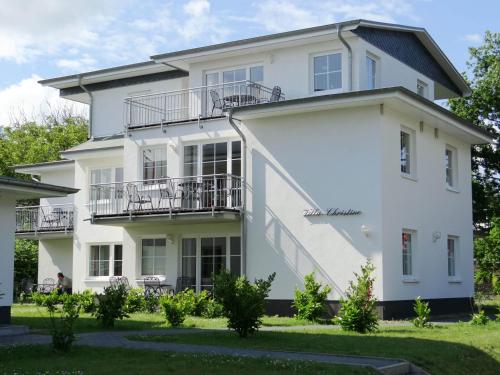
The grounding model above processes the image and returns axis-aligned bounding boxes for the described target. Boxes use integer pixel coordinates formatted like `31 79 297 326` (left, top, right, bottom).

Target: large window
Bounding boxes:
447 236 458 278
181 238 197 289
89 244 123 277
143 147 167 181
90 167 123 201
366 55 377 89
402 230 415 277
445 146 458 189
313 53 342 91
114 245 123 276
201 237 226 290
141 238 167 275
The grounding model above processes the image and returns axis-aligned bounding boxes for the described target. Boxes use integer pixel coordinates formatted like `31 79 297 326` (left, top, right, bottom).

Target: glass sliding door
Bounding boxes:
202 142 228 207
181 238 197 290
205 72 219 116
200 237 226 290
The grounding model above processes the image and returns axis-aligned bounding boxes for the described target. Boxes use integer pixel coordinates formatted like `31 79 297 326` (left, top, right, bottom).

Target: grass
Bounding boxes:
11 303 315 333
0 345 374 375
130 323 500 375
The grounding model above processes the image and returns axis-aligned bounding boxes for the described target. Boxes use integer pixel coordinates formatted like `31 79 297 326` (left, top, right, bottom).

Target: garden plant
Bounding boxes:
293 271 331 322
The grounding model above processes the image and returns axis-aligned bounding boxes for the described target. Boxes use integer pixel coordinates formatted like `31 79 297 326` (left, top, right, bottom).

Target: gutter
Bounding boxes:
337 24 353 91
227 109 247 276
78 74 93 139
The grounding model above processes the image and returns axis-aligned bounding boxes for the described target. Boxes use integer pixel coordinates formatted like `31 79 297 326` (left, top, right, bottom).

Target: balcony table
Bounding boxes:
223 94 257 106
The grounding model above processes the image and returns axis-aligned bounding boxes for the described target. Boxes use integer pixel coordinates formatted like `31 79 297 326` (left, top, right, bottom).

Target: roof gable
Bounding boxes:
353 26 462 95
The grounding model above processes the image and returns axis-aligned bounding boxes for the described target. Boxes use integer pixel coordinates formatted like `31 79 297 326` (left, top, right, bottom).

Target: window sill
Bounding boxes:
448 278 462 284
401 174 417 182
402 277 419 284
446 186 460 194
83 278 110 283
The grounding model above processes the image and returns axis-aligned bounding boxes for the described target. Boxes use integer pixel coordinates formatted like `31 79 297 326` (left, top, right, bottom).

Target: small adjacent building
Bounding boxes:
0 176 77 324
14 19 492 318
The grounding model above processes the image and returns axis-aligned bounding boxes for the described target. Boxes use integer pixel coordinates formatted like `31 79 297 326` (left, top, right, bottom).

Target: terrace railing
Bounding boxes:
16 203 74 234
89 174 242 217
124 80 284 129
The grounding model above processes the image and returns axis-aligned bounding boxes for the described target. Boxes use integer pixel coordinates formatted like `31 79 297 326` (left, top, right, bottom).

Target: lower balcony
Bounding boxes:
16 203 74 239
89 174 242 225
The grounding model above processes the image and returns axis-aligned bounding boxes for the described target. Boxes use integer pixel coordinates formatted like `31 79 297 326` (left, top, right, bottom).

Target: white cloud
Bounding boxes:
0 75 87 127
56 55 98 72
464 33 482 43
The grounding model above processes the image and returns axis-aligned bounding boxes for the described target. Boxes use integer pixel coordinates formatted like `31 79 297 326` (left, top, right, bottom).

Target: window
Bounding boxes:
143 147 167 181
445 146 458 189
89 244 123 277
201 237 226 290
141 238 167 275
313 53 342 91
400 130 412 175
230 237 241 276
417 80 427 97
183 145 198 177
114 245 123 276
89 167 123 201
447 236 458 278
89 245 110 277
402 230 415 277
366 55 376 89
181 238 197 289
250 66 264 82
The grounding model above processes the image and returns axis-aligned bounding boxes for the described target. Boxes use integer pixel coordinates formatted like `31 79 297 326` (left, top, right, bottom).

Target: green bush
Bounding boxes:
178 289 212 316
293 272 331 322
336 261 378 333
470 310 490 325
412 296 432 328
160 294 188 326
213 270 276 337
144 294 160 313
32 291 50 306
93 284 129 327
75 290 96 313
202 298 225 318
126 288 146 313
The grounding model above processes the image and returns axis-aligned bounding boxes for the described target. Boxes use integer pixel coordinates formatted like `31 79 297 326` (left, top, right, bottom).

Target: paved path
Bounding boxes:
0 326 429 374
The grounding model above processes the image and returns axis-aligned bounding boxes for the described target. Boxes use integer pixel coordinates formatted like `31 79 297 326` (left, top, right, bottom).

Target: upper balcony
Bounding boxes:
16 203 74 239
89 174 242 225
125 80 285 129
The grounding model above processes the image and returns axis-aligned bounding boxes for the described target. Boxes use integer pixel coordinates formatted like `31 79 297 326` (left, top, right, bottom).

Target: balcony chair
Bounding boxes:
143 276 172 298
110 276 130 289
158 178 180 211
37 277 56 294
126 183 153 211
209 90 232 116
269 86 282 102
41 208 62 229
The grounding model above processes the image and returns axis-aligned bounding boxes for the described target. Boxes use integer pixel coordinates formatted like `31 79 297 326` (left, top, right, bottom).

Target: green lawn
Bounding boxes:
130 323 500 375
11 304 315 333
0 346 373 375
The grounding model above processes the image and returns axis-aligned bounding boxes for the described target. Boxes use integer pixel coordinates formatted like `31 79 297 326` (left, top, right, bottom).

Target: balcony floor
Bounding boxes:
15 227 73 239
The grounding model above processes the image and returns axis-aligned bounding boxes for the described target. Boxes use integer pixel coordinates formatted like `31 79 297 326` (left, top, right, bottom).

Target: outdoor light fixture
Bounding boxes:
168 140 177 152
432 231 441 243
361 225 371 237
166 234 175 244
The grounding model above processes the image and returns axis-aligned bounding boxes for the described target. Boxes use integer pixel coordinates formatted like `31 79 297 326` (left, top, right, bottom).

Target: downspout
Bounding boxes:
78 74 93 139
227 109 247 276
337 24 353 91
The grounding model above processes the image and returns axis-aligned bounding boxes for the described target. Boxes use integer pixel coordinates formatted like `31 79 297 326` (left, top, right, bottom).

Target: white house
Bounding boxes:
15 20 492 318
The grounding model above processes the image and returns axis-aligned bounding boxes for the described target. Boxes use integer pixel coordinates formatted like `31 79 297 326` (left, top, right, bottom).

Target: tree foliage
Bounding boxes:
448 31 500 232
14 239 38 287
474 217 500 293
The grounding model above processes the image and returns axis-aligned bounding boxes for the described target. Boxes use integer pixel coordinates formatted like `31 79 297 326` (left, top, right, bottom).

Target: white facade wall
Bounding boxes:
39 168 75 207
38 238 73 284
380 107 473 301
0 196 16 309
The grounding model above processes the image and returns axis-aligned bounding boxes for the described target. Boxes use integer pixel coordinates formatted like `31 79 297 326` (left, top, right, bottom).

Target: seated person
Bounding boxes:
56 272 72 294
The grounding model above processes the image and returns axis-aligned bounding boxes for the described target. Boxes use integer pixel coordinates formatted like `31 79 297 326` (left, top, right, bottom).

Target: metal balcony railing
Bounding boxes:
124 80 284 129
16 204 74 233
89 174 242 217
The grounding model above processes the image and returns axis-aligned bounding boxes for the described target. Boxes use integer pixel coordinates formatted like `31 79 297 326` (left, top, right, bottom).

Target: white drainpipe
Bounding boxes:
337 24 353 91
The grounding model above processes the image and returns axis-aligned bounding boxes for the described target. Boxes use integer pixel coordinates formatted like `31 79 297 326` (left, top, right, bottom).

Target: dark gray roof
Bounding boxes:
0 176 78 194
230 86 492 139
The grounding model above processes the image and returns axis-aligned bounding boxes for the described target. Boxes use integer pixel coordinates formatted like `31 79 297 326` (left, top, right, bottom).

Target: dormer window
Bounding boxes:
313 53 342 91
366 55 377 89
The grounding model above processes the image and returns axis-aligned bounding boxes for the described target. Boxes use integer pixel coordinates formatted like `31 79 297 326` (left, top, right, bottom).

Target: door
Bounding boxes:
205 72 219 116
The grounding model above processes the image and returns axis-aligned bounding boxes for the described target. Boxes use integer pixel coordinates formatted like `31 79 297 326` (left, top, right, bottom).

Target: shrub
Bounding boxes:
126 288 146 313
470 310 490 325
336 261 378 333
160 294 188 326
144 294 160 313
293 272 331 322
32 291 49 306
412 296 432 328
93 284 129 327
213 270 276 337
76 290 96 313
202 298 225 318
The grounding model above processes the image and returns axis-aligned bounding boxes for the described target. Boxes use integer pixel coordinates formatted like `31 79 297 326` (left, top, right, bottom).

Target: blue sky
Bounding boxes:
0 0 498 125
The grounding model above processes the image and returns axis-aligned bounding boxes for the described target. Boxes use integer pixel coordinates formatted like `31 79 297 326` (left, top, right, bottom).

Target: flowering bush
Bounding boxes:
336 261 378 333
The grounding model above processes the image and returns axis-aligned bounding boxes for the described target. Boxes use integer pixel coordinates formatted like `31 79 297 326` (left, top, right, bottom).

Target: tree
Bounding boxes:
14 239 38 287
474 217 500 293
448 31 500 233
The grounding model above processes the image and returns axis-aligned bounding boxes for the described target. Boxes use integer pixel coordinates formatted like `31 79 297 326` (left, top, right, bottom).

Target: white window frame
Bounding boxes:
447 236 460 282
179 234 242 292
310 50 343 94
400 126 417 180
88 166 123 204
141 145 168 182
87 243 122 280
402 229 418 281
366 52 379 90
204 64 265 86
140 237 168 277
445 145 459 191
417 80 428 98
